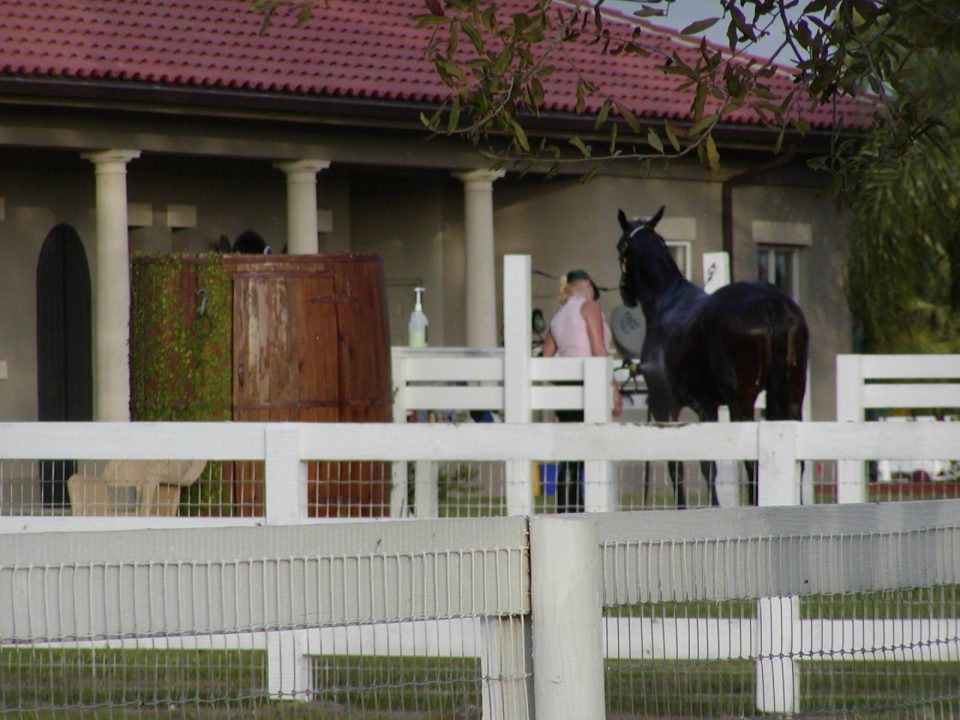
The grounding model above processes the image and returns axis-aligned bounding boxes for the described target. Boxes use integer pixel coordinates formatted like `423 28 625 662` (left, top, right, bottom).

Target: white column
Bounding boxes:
274 159 330 255
455 169 505 348
83 149 140 422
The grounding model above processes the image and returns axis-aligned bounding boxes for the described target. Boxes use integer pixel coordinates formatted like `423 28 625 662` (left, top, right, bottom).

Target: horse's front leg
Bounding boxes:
696 405 720 507
647 390 686 508
728 402 759 506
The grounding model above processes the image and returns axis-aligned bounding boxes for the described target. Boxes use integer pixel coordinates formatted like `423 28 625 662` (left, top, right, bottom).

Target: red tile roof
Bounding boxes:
0 0 875 131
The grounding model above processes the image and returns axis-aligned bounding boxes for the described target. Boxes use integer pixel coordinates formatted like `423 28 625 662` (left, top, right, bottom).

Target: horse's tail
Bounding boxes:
765 301 807 421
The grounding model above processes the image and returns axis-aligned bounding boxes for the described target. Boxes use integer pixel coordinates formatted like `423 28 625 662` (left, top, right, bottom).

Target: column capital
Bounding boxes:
454 168 506 187
82 149 141 171
273 159 331 177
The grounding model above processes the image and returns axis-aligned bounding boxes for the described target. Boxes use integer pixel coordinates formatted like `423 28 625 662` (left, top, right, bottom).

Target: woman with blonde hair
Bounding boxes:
542 269 622 511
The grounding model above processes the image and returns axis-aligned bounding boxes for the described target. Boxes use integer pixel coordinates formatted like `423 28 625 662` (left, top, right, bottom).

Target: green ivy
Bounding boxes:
130 254 233 514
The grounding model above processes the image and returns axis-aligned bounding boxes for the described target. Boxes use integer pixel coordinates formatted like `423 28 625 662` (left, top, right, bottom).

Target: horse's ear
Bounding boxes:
617 209 630 233
649 205 665 229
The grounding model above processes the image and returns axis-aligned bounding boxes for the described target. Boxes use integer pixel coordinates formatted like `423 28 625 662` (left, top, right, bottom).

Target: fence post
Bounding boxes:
503 254 532 424
530 516 605 720
480 616 534 720
413 460 439 519
583 357 615 512
504 255 534 515
714 406 741 506
757 421 800 507
836 354 867 503
390 350 409 517
264 425 310 702
264 424 307 525
267 630 312 701
756 420 799 714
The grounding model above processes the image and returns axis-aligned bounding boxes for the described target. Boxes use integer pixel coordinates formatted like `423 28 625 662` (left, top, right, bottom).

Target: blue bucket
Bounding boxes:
539 463 558 495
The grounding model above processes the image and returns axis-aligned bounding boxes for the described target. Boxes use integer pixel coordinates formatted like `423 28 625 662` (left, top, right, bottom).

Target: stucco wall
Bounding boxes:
0 150 95 420
0 144 851 422
492 167 851 420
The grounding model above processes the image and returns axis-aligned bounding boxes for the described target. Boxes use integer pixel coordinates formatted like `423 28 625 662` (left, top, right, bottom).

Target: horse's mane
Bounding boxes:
626 225 686 292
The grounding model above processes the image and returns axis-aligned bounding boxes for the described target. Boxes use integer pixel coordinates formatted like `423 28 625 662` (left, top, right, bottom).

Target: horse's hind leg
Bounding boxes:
700 460 719 507
668 461 686 509
744 460 758 506
696 405 720 507
728 402 760 506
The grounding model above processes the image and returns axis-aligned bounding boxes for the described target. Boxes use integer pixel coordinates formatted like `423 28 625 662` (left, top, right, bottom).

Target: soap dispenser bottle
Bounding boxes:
408 286 429 347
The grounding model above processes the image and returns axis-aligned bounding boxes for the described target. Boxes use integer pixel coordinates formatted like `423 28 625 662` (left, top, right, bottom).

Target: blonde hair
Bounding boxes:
557 277 593 305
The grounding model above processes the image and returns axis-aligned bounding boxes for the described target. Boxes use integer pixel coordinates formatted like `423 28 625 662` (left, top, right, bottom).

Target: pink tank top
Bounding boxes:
548 296 612 357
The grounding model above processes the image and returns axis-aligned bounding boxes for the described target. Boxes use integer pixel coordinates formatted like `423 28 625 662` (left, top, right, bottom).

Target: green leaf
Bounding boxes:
463 22 485 54
692 81 707 120
580 162 603 183
615 102 641 133
435 58 466 85
490 47 514 77
569 136 591 158
647 128 664 153
664 122 682 152
447 96 461 133
688 113 716 137
511 119 530 152
594 98 612 130
705 134 720 171
419 110 442 130
773 126 785 154
575 81 587 114
415 14 451 27
680 17 720 36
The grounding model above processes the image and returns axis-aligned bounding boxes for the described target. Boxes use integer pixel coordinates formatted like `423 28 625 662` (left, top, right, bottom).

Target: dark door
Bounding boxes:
36 224 93 506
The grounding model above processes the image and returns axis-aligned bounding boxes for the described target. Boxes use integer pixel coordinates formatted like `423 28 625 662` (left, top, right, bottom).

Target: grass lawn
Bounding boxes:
4 648 958 718
605 658 960 719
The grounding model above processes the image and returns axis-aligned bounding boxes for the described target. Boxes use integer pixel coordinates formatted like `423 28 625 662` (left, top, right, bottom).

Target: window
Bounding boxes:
666 241 692 278
752 220 809 301
757 245 798 299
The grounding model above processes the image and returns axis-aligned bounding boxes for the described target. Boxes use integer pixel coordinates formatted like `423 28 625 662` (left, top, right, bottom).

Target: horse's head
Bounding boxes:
616 205 669 308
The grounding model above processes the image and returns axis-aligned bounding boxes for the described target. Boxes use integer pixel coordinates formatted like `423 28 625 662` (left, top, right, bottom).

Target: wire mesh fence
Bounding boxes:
5 454 960 519
599 508 960 719
3 505 960 718
0 519 530 718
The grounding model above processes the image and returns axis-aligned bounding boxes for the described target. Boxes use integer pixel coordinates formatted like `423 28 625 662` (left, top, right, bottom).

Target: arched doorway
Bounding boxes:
36 224 92 507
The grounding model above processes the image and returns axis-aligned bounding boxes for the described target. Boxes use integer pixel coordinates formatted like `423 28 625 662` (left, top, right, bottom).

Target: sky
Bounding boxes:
603 1 798 65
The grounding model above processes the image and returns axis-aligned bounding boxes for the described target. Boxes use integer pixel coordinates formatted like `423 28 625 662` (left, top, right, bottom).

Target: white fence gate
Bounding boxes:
836 354 960 503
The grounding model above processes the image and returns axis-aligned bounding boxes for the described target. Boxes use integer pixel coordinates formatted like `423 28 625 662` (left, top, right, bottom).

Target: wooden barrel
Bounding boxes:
226 255 392 517
131 253 393 518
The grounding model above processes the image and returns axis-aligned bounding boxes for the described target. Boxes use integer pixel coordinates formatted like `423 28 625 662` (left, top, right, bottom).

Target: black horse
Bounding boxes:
617 206 809 507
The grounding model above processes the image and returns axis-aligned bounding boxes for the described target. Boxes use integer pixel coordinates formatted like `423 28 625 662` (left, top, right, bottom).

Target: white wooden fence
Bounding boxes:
836 354 960 503
2 250 959 716
390 254 616 516
4 464 960 718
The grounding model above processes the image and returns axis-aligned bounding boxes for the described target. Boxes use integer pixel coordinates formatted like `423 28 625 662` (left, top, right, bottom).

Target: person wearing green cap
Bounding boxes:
542 269 622 512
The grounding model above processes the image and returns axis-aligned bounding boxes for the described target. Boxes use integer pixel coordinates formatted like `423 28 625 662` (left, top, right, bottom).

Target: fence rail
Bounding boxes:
2 419 960 530
4 501 960 718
